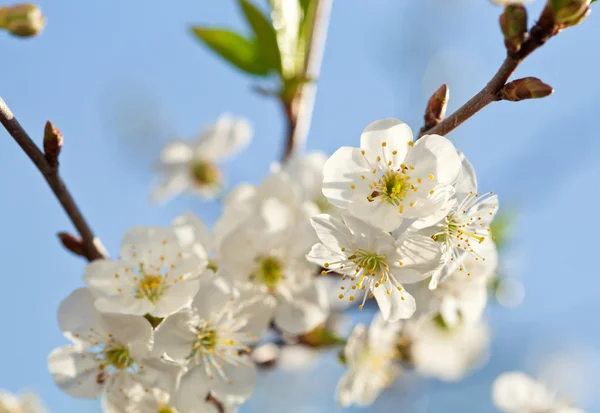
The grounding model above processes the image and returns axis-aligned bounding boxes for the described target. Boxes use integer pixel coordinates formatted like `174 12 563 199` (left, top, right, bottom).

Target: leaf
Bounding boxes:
239 0 282 75
298 326 346 347
190 27 269 76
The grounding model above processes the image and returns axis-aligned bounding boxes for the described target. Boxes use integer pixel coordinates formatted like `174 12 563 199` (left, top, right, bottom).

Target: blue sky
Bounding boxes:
1 0 599 412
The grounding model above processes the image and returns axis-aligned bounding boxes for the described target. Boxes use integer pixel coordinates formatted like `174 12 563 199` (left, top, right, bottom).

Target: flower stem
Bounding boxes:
420 5 559 138
0 96 106 261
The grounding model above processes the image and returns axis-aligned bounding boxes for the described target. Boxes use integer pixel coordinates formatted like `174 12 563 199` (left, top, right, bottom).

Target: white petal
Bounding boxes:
58 287 110 348
153 310 196 361
336 368 381 408
322 147 370 209
359 118 412 167
152 171 193 204
151 277 201 318
348 196 406 232
372 282 416 322
159 141 194 165
172 212 213 259
274 281 329 335
343 324 368 366
119 226 181 267
208 356 257 405
391 232 444 283
172 367 215 413
195 115 252 160
405 134 461 186
306 243 341 268
368 312 403 350
101 314 154 360
455 151 478 200
48 346 103 399
83 260 133 298
235 283 277 341
492 372 556 413
310 214 353 253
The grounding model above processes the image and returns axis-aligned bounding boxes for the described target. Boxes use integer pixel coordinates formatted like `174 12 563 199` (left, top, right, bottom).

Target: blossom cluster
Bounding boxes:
48 116 504 411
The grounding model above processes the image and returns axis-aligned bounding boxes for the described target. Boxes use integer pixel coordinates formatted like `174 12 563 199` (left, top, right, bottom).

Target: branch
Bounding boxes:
281 0 333 162
0 96 106 261
420 5 560 138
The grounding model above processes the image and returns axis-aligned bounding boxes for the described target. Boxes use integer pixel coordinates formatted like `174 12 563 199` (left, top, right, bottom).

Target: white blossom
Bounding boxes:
219 212 329 336
153 275 257 406
48 288 176 401
409 240 498 327
214 169 319 242
493 371 585 413
406 315 490 382
153 115 252 202
0 390 46 413
280 151 341 215
336 313 402 408
172 212 218 272
84 226 206 318
307 213 443 321
322 118 461 232
414 153 499 289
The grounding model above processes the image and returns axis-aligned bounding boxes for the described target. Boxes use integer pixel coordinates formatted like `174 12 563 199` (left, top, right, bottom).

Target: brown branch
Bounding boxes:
281 0 333 162
420 6 559 138
0 96 106 261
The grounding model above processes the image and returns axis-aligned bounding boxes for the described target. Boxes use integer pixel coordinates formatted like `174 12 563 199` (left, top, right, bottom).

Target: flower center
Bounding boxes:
102 343 133 370
371 170 412 205
255 256 285 288
192 326 217 354
190 160 220 187
207 259 219 272
159 408 176 413
134 273 167 304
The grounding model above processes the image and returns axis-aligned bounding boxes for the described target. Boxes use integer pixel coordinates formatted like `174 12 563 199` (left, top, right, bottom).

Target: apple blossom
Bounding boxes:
406 315 490 382
84 226 205 318
48 288 177 401
493 371 585 413
0 390 45 413
153 275 257 406
219 213 328 336
307 213 443 321
322 118 461 232
153 114 252 202
336 313 402 408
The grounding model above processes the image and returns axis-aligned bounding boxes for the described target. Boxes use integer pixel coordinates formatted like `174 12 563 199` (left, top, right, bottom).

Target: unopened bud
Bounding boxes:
424 84 449 129
550 0 591 25
57 232 86 258
43 121 63 166
500 5 528 53
499 77 554 101
0 4 45 38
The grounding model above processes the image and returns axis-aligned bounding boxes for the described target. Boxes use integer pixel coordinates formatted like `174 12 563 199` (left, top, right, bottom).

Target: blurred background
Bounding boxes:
1 0 599 411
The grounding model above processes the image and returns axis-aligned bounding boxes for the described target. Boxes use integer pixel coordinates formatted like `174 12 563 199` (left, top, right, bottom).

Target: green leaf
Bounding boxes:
190 27 269 76
239 0 282 75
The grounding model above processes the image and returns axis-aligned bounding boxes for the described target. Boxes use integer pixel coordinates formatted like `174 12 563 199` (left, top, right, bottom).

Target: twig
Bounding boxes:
420 6 558 137
0 96 106 261
281 0 333 162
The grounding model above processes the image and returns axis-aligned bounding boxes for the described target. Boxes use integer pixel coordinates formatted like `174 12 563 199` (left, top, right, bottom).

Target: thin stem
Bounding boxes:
0 96 106 261
421 6 558 137
281 0 333 162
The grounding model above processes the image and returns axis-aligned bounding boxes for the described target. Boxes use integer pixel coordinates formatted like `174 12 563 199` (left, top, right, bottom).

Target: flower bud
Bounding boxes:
500 5 528 53
0 4 45 38
550 0 591 25
57 232 86 258
424 84 449 129
499 77 554 101
44 120 63 166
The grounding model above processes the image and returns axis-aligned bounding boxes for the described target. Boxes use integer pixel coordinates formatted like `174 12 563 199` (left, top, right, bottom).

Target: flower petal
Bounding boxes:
322 147 370 209
492 371 555 413
159 141 193 165
359 118 412 168
274 282 329 335
153 310 196 361
405 134 461 186
372 282 416 322
48 346 103 399
209 356 257 405
195 115 252 160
